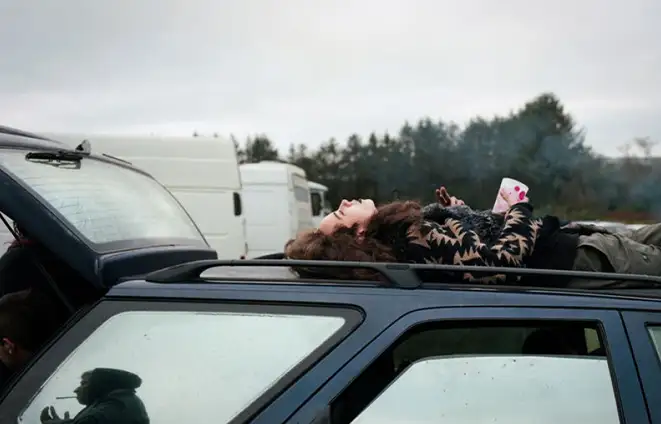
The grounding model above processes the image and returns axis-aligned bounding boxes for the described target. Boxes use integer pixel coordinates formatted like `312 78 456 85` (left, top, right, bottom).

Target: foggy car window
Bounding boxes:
353 356 619 424
18 310 346 424
0 150 204 245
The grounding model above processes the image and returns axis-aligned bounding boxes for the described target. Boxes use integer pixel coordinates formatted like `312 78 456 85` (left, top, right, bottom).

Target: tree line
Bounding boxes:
227 93 660 221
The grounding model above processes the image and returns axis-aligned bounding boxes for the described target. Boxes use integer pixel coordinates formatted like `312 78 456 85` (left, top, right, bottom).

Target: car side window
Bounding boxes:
18 308 350 424
294 185 310 203
648 326 661 358
311 192 322 216
331 322 620 424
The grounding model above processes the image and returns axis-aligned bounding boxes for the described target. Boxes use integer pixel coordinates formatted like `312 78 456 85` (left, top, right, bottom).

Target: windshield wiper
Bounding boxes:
25 149 90 162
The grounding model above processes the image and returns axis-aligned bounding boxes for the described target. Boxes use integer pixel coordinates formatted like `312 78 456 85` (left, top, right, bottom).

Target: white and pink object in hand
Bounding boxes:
492 178 529 213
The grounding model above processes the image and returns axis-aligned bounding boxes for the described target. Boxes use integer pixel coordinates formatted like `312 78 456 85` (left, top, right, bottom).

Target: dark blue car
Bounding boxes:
0 127 660 424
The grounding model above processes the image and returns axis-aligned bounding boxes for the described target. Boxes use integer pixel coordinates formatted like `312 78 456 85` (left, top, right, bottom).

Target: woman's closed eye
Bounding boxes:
333 209 345 219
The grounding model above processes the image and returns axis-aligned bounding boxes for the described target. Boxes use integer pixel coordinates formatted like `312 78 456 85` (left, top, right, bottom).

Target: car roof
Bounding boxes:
108 278 661 312
0 126 67 149
308 181 328 191
107 259 661 312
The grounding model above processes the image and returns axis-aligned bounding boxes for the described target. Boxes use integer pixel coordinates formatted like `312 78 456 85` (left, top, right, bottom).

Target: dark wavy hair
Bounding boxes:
285 201 423 280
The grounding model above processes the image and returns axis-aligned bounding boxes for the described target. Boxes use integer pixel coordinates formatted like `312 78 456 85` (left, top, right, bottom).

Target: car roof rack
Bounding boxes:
0 125 54 141
144 259 661 290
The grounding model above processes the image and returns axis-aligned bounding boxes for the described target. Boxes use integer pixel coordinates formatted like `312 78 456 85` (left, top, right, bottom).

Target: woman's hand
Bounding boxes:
499 187 529 207
436 186 465 207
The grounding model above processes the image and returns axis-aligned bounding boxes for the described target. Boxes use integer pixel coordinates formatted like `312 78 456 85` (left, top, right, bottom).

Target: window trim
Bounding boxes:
286 307 648 424
622 311 661 423
0 299 363 424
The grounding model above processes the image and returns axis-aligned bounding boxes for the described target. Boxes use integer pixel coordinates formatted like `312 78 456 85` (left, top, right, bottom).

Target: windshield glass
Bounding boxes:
0 150 205 246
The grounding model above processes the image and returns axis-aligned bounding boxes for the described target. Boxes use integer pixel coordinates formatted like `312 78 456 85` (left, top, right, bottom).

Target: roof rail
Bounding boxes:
0 125 54 141
144 259 661 290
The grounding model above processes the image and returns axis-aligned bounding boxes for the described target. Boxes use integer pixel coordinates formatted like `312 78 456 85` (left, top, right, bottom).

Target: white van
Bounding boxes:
240 161 314 258
308 181 332 227
40 133 247 259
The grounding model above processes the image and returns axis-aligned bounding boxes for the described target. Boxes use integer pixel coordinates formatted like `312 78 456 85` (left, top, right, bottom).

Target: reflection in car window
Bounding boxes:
0 150 204 245
353 356 619 424
20 310 346 423
38 367 149 424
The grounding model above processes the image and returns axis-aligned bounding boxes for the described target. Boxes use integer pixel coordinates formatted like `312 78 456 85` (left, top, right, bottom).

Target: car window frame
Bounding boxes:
621 310 661 423
0 299 363 424
286 306 649 424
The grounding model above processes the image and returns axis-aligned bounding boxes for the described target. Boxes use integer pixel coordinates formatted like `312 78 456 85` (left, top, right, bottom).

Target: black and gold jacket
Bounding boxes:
377 203 581 285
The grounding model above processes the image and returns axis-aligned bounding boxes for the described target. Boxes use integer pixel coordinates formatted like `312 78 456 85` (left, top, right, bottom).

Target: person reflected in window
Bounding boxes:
40 368 149 424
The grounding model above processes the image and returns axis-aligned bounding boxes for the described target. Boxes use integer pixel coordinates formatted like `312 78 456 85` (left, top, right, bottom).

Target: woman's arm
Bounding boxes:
407 203 540 284
421 203 476 223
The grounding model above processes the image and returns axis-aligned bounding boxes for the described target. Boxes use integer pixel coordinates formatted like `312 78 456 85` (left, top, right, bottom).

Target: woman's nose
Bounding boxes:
340 199 351 208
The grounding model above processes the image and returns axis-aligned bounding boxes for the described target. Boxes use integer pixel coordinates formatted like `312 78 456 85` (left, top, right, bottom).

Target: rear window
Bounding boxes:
0 150 205 245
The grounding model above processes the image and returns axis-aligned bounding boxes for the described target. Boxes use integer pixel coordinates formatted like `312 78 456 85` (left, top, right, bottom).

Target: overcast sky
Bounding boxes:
1 0 659 157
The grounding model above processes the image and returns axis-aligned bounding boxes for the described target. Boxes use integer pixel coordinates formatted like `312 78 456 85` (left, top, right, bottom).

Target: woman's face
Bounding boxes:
318 199 377 235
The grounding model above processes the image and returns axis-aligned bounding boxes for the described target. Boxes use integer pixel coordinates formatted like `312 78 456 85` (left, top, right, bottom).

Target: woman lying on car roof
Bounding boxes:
285 187 661 288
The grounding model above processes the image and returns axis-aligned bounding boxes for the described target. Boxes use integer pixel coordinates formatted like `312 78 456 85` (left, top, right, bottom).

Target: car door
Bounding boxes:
0 297 364 423
621 310 661 423
288 307 648 424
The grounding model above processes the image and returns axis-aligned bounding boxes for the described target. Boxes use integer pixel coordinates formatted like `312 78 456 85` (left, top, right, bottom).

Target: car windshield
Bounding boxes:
0 149 205 246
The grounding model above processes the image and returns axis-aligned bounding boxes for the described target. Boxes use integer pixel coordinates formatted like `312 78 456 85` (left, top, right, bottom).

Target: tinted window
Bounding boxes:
332 322 619 424
311 192 322 216
19 310 347 423
0 150 204 245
